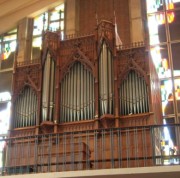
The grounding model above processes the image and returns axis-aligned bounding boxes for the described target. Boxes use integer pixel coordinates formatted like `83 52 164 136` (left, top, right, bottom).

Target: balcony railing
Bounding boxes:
0 125 180 176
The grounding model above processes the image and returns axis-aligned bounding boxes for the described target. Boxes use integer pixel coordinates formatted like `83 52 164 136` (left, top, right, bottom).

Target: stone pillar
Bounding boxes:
17 18 33 62
129 0 144 43
65 0 79 35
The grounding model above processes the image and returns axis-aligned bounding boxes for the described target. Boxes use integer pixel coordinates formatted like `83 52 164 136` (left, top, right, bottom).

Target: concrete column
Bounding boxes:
65 0 79 35
17 18 33 62
129 0 144 43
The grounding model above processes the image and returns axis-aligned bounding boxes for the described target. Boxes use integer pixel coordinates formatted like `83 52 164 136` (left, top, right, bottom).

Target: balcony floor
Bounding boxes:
2 166 180 178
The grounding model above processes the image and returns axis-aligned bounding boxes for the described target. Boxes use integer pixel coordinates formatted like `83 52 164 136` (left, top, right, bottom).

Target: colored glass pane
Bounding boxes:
148 13 167 45
166 0 180 9
146 0 164 13
61 12 64 19
33 13 48 36
150 45 171 78
0 92 11 169
174 79 180 113
160 79 174 115
171 43 180 76
32 37 42 48
50 11 60 21
2 41 16 60
169 10 180 40
174 79 180 99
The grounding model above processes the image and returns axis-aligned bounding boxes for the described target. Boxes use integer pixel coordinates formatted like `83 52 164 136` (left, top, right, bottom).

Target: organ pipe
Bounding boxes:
80 64 84 120
14 87 38 128
60 62 94 123
42 52 55 122
119 70 149 115
99 41 114 115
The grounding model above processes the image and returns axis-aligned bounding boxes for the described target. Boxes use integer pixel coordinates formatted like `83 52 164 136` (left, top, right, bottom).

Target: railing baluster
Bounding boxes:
1 125 180 175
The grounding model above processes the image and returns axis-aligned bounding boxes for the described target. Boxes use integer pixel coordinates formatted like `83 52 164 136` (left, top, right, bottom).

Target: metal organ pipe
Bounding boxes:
60 62 94 123
99 42 114 115
21 89 26 127
80 64 84 120
42 54 48 121
49 59 55 122
42 52 55 122
70 71 73 122
103 43 108 114
13 87 38 128
67 72 70 122
119 71 149 116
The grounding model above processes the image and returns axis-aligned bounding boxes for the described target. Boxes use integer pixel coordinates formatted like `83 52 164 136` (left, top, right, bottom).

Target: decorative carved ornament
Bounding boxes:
13 64 41 99
117 47 149 86
42 31 60 63
59 37 95 81
97 20 114 52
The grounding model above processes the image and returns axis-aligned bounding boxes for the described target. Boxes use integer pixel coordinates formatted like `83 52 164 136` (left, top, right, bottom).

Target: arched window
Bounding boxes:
99 41 114 115
119 70 149 115
32 3 65 60
14 87 37 128
60 62 94 122
42 52 55 122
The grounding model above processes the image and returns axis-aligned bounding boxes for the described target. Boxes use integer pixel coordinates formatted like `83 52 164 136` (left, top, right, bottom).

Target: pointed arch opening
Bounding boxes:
14 86 38 128
60 62 94 122
119 70 149 116
99 41 114 115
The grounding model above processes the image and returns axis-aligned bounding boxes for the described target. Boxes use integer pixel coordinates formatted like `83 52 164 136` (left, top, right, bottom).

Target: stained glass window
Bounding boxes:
0 92 11 170
32 3 65 60
147 0 180 117
0 29 17 70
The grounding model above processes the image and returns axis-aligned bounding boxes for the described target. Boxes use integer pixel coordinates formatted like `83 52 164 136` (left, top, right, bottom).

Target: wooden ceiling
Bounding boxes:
0 0 63 35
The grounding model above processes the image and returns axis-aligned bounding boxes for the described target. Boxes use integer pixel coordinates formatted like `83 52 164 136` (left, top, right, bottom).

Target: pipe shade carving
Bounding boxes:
13 86 37 128
60 62 95 122
119 70 149 115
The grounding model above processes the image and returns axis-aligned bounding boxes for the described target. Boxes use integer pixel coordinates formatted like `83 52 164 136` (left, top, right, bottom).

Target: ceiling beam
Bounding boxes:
0 0 39 18
0 0 64 34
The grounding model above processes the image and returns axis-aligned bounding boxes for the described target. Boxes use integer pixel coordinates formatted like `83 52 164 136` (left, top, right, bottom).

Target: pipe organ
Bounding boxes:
7 20 163 172
11 20 162 134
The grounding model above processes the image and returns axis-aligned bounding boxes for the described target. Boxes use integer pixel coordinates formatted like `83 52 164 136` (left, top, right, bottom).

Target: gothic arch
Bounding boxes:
60 48 95 82
118 59 149 87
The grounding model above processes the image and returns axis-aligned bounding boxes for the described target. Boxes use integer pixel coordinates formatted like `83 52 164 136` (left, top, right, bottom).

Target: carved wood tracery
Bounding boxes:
13 63 41 100
117 47 149 86
97 20 115 52
42 31 60 63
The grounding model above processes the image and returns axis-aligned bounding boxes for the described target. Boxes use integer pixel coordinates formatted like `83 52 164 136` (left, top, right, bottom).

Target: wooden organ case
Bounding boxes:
7 20 162 173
